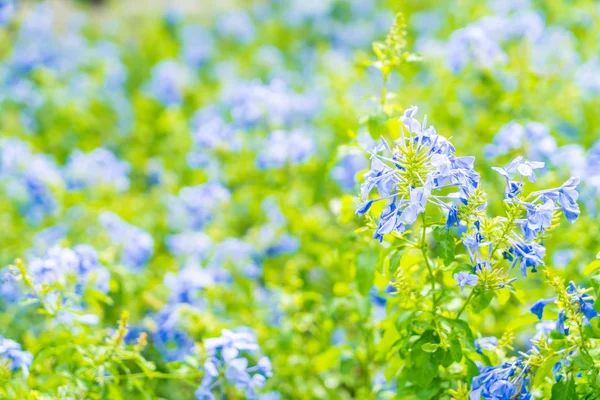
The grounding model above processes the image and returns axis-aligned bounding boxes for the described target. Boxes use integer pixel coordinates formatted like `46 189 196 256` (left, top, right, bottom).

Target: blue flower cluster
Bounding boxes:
196 328 272 399
0 6 132 134
357 106 480 241
145 60 191 107
491 158 579 275
471 359 532 400
486 121 600 214
0 138 62 224
5 244 109 298
167 182 231 231
530 282 598 335
256 129 315 170
150 304 197 362
187 79 319 168
65 148 130 192
442 3 579 77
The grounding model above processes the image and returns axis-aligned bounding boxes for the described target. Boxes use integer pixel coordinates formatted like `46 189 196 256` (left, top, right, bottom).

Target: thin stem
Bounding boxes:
455 289 475 320
381 74 388 107
420 215 437 310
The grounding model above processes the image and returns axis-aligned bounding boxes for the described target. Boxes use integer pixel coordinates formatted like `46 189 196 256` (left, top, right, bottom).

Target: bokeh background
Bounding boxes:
0 0 599 398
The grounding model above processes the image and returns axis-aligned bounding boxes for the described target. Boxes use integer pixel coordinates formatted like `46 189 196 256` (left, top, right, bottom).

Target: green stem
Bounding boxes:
455 289 475 320
380 74 388 107
421 216 437 310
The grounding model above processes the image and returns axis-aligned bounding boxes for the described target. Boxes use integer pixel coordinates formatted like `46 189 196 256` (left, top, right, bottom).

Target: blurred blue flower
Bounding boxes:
0 336 33 377
474 336 498 354
64 148 130 192
167 182 231 231
331 153 367 192
151 304 196 362
146 60 190 107
0 0 15 26
100 212 154 269
180 24 213 68
454 272 478 290
216 11 256 43
256 130 315 170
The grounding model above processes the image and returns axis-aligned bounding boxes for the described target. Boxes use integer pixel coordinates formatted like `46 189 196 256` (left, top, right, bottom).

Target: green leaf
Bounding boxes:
583 260 600 275
572 351 594 370
432 226 455 266
356 250 378 295
471 290 494 313
449 339 463 362
551 379 578 400
421 343 440 353
314 348 341 374
441 317 475 345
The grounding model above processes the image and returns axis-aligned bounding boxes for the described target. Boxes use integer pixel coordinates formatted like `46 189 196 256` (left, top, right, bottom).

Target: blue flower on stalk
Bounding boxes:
454 272 478 290
357 106 480 242
531 177 580 223
506 236 546 276
518 199 556 241
530 298 555 320
471 359 532 400
197 329 272 399
567 282 598 322
492 156 545 199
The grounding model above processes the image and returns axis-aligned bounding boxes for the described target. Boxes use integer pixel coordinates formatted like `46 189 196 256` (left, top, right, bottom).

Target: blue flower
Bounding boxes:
164 264 213 306
567 282 598 322
0 336 33 377
151 304 196 362
474 336 498 354
167 182 231 231
166 231 212 260
518 199 556 241
180 24 213 68
216 11 256 43
100 212 154 269
145 60 190 107
533 177 580 223
454 272 478 290
471 359 531 400
331 153 368 192
64 148 130 192
9 244 110 299
530 298 555 320
256 130 315 170
357 107 479 242
445 205 459 228
198 328 272 399
265 234 299 257
493 156 545 190
0 0 15 26
484 122 525 158
446 23 507 74
507 237 546 276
